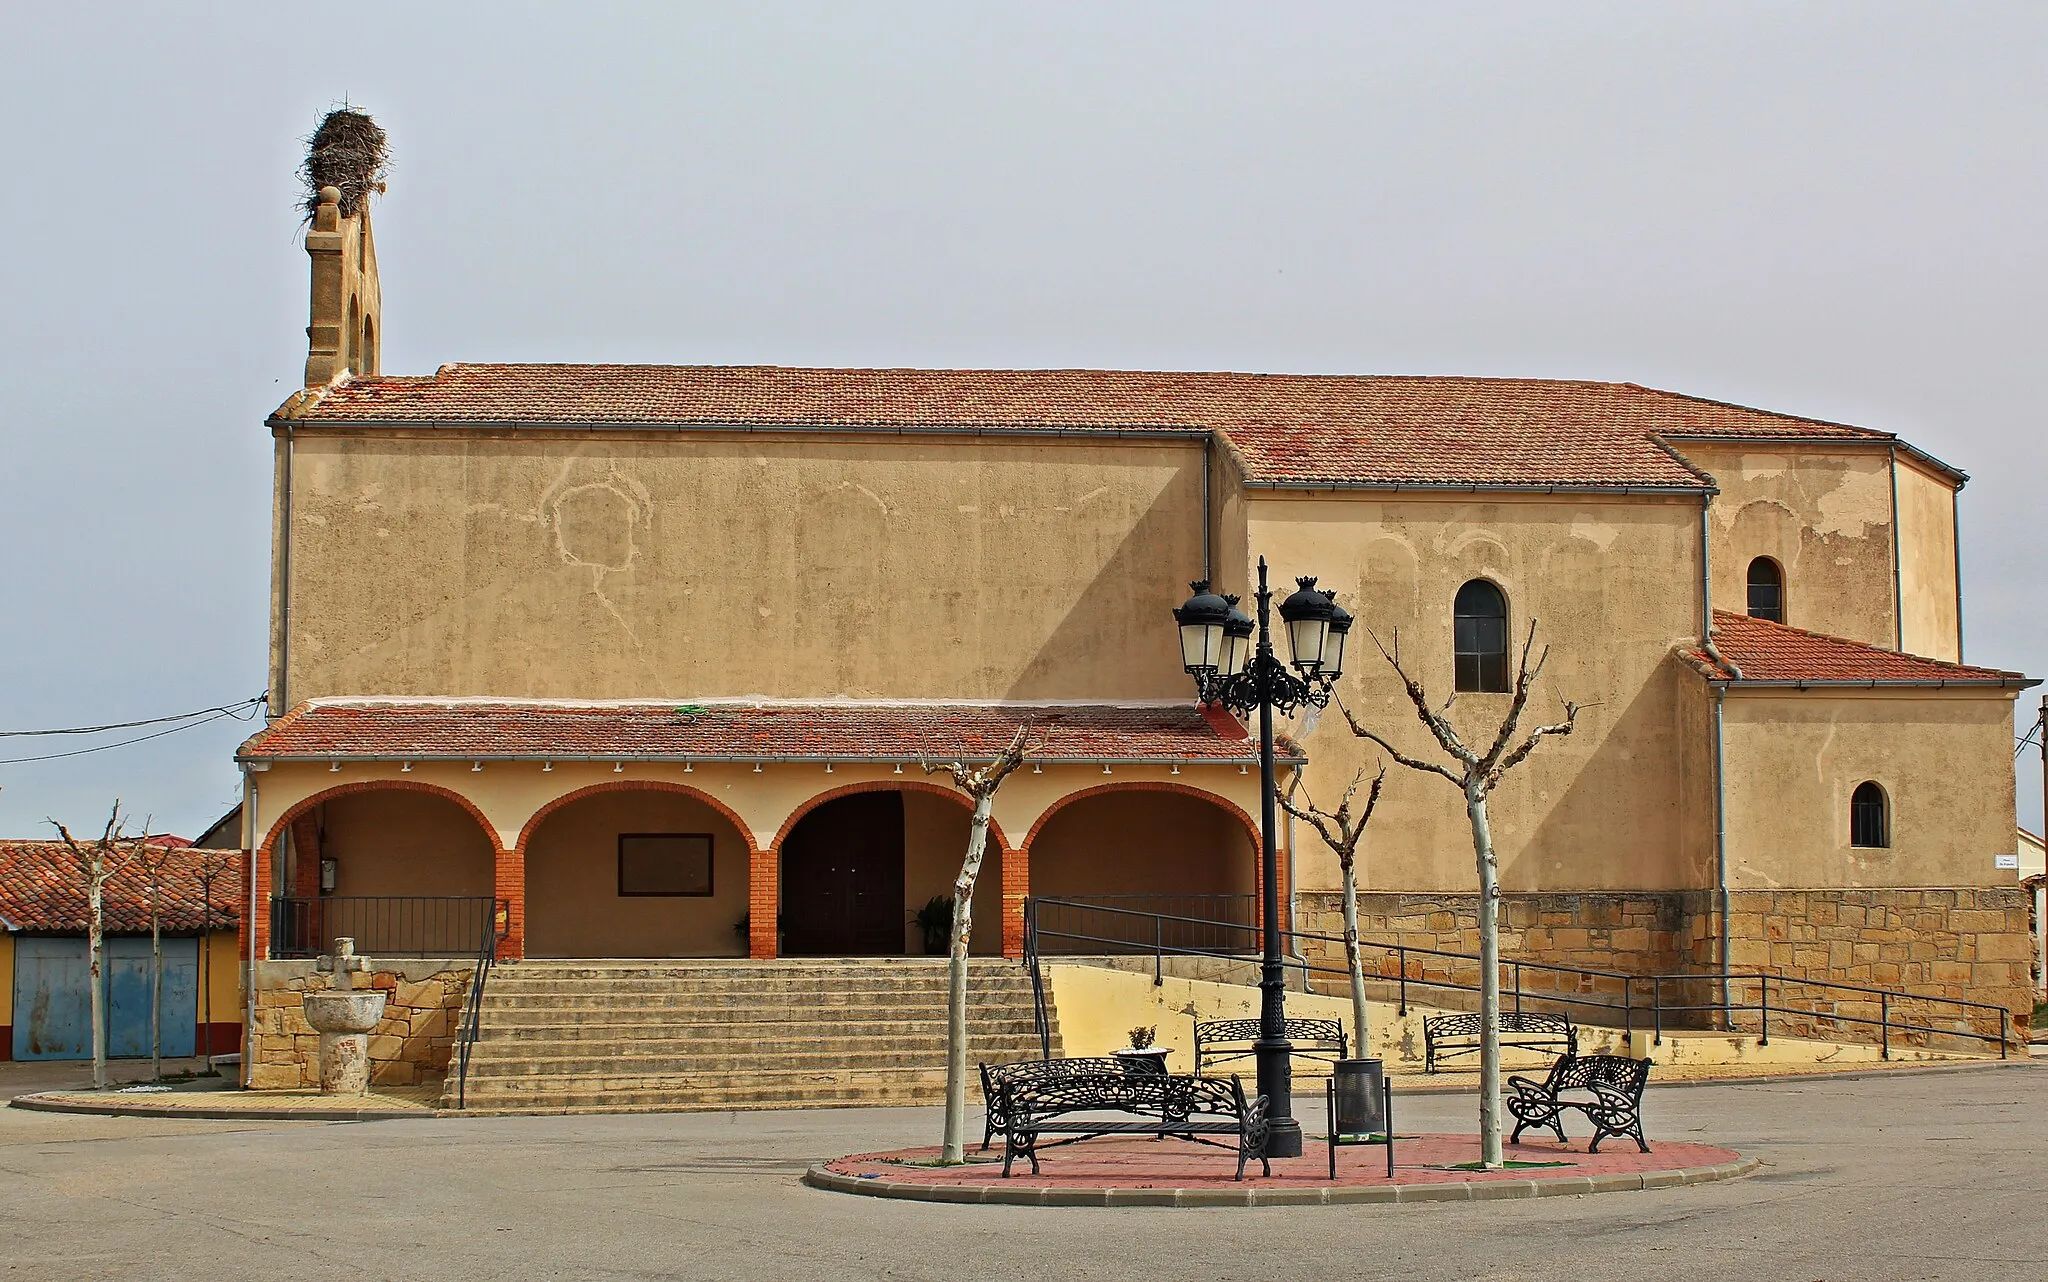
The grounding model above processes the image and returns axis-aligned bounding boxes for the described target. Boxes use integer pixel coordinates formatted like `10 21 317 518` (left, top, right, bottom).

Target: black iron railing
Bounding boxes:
452 909 506 1109
270 896 500 959
1031 894 1258 962
1022 896 2015 1060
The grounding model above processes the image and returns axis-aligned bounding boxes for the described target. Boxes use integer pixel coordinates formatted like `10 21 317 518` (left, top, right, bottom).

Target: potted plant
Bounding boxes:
913 895 953 956
1113 1025 1171 1075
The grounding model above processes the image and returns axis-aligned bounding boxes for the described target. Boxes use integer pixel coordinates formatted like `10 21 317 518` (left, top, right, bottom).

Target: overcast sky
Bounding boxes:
2 2 2043 839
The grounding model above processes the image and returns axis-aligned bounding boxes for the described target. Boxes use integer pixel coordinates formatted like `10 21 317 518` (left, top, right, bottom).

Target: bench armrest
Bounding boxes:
1506 1074 1552 1100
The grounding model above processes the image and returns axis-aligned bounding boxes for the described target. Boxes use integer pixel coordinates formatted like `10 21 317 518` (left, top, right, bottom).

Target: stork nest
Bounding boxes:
300 107 388 219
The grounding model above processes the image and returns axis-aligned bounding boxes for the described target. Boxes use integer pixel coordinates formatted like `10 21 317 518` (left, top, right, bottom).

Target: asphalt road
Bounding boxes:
2 1062 2043 1281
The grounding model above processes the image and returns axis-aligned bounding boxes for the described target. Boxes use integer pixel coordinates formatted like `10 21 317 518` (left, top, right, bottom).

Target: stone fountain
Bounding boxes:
301 938 387 1095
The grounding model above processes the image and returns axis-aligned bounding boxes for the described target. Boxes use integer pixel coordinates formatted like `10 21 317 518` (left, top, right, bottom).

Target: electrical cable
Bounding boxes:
0 702 264 766
0 694 267 738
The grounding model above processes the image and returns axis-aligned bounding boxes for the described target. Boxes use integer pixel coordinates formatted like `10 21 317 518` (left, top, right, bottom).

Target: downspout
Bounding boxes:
1202 434 1213 584
1285 804 1309 991
1887 444 1903 652
276 424 297 715
240 765 258 1088
1951 481 1965 662
1698 497 1739 1024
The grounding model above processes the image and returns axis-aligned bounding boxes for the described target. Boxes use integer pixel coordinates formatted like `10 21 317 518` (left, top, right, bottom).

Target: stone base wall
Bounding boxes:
1295 887 2030 1049
246 958 475 1091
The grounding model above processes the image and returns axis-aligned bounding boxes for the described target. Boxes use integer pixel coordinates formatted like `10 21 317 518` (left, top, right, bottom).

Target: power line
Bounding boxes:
0 694 267 738
0 703 264 766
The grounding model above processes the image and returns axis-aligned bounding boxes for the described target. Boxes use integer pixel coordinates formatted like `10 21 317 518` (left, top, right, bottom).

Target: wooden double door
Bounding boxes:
780 792 906 956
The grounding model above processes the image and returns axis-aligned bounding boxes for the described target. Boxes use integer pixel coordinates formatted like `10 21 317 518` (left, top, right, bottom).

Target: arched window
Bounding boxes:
361 315 377 376
1850 781 1889 849
1746 557 1784 623
1453 579 1510 693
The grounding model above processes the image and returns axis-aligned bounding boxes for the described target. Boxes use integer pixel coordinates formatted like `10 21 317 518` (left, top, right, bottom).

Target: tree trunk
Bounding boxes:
88 871 107 1091
942 792 995 1163
1466 780 1504 1168
151 909 163 1081
1340 858 1370 1059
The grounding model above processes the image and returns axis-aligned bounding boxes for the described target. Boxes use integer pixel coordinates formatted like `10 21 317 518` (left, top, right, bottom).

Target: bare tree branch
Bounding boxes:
1476 618 1551 774
1368 628 1479 767
922 725 1035 799
1488 698 1582 785
1335 693 1462 784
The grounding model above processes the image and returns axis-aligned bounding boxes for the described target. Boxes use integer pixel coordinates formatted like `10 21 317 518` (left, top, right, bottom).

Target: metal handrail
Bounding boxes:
1022 899 1052 1060
1025 896 2015 1058
270 895 499 959
452 902 507 1110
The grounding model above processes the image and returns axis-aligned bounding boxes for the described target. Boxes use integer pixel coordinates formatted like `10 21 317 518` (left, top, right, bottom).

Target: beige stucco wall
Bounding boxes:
1684 442 1898 647
1893 456 1961 662
1720 688 2021 890
322 789 496 899
271 431 1205 709
1246 492 1706 895
1028 788 1257 899
900 789 1004 956
524 789 750 958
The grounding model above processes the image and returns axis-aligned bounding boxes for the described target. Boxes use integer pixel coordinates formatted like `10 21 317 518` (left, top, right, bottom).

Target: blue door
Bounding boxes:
12 937 200 1060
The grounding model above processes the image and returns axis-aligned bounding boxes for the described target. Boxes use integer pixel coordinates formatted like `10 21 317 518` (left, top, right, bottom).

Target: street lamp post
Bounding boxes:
1173 556 1350 1159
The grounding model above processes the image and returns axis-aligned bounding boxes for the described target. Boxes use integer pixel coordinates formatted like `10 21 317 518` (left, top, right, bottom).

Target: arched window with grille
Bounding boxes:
1453 579 1510 693
1850 781 1889 848
1746 557 1785 623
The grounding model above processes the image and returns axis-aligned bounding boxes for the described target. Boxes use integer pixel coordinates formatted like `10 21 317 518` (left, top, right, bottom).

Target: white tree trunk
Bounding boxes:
1340 859 1370 1059
88 870 107 1091
1466 780 1504 1168
942 793 995 1163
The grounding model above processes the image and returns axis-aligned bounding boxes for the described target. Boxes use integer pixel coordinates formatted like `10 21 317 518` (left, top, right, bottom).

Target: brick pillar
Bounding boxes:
1001 842 1028 960
749 846 779 959
288 812 321 897
494 846 526 961
241 841 273 961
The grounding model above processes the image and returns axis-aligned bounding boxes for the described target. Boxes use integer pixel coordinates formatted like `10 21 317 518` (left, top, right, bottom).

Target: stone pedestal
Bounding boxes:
303 990 388 1096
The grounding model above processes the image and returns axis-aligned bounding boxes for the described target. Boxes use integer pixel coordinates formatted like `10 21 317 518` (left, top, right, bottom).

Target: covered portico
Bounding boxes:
237 699 1288 963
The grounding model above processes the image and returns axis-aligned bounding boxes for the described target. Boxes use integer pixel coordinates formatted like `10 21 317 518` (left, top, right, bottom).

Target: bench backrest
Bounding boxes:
981 1056 1128 1102
1543 1053 1651 1097
1426 1011 1572 1038
1004 1073 1248 1126
1195 1018 1345 1046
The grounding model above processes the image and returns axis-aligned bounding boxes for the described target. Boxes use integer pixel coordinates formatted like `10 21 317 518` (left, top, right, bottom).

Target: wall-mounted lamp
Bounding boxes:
401 761 414 773
328 761 342 773
472 761 485 772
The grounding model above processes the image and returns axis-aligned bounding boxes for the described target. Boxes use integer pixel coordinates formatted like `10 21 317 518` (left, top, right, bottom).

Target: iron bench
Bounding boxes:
1507 1053 1653 1153
978 1056 1146 1151
1193 1017 1348 1075
1000 1073 1270 1180
1423 1010 1576 1073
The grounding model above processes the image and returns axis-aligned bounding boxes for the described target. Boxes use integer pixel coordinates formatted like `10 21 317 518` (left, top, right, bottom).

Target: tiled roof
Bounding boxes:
239 699 1289 764
1680 611 2036 687
275 366 1924 490
0 842 243 934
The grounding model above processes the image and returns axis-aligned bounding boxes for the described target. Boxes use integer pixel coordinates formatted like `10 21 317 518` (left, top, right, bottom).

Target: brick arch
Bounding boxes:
252 779 505 962
1019 780 1260 856
514 779 760 856
768 779 1013 855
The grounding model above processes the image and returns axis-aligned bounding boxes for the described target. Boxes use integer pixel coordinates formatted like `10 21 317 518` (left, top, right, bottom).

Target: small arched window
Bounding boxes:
361 315 377 376
1453 579 1510 693
1746 557 1784 624
1850 781 1889 849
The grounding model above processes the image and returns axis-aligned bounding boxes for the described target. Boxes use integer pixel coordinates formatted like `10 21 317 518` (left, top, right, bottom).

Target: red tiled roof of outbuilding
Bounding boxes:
1679 611 2035 687
239 699 1294 764
274 365 1949 490
0 842 242 934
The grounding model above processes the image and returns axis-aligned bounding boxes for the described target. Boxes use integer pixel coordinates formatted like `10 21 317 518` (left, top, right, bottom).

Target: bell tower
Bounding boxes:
300 109 386 387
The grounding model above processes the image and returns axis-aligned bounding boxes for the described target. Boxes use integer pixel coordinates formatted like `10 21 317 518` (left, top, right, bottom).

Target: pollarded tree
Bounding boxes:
49 804 152 1091
1277 764 1386 1059
1339 621 1580 1169
923 726 1035 1164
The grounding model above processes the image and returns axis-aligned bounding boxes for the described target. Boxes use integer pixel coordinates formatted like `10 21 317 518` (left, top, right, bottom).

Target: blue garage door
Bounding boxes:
12 937 200 1061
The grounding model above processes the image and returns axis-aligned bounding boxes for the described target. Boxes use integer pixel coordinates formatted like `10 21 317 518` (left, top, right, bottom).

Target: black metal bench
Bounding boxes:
1422 1010 1576 1073
1507 1053 1653 1153
1000 1073 1270 1180
978 1056 1142 1151
1193 1017 1348 1075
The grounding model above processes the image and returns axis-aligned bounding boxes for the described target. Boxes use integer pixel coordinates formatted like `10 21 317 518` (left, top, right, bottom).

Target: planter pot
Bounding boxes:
1113 1047 1171 1075
1331 1057 1385 1137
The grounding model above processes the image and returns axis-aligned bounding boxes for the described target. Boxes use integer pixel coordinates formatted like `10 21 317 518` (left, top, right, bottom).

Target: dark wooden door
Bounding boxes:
780 792 906 956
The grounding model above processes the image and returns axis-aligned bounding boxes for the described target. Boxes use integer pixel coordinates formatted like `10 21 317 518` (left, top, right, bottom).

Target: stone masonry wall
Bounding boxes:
1296 887 2030 1049
247 958 474 1091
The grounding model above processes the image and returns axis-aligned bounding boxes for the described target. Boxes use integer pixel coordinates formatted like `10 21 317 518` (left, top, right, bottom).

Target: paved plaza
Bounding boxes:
1 1061 2044 1281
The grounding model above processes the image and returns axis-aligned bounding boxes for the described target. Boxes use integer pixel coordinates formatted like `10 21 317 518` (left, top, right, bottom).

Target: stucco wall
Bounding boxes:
1248 492 1703 895
1028 788 1257 899
1893 456 1961 662
900 790 1003 956
1685 443 1898 647
523 789 751 958
322 789 497 899
1720 689 2020 890
273 431 1204 707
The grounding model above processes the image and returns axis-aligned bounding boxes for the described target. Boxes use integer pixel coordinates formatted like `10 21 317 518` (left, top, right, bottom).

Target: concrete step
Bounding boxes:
467 1044 1043 1077
479 1018 1042 1043
484 977 1035 997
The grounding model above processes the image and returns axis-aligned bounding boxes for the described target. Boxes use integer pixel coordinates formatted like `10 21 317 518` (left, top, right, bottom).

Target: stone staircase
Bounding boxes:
445 958 1058 1113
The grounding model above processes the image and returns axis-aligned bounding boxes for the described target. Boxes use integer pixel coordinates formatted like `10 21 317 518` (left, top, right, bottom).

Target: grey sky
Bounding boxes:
2 2 2043 839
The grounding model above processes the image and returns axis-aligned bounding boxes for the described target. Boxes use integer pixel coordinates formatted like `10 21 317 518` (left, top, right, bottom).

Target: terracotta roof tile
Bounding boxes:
239 700 1288 763
1680 611 2035 687
0 842 243 934
277 366 1916 490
